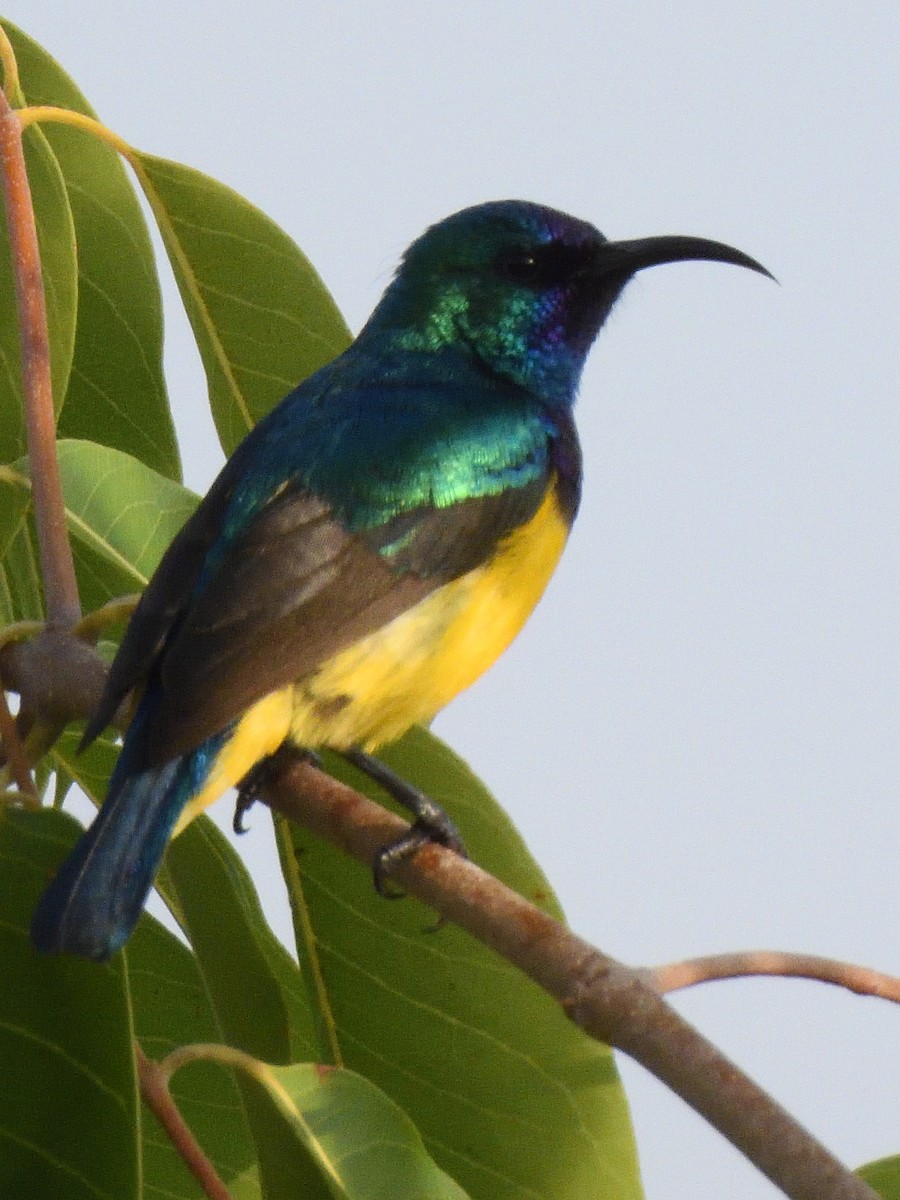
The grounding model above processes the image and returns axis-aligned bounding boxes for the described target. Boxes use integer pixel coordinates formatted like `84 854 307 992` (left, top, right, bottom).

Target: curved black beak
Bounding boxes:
599 234 775 283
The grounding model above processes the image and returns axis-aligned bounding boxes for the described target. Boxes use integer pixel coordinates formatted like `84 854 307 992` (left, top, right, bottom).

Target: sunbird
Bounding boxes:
32 200 770 960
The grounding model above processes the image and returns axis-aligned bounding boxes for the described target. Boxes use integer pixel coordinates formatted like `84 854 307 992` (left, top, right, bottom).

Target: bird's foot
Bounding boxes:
341 747 467 896
233 746 322 833
233 765 264 833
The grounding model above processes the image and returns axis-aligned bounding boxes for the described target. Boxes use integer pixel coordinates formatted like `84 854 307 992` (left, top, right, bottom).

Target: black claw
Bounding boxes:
341 747 468 894
233 745 322 833
372 825 433 897
233 774 261 834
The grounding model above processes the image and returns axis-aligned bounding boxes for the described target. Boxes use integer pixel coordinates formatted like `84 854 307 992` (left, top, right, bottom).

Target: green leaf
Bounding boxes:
162 816 316 1063
154 807 332 1141
0 807 138 1200
160 816 333 1198
0 468 40 622
54 439 196 588
224 1056 469 1199
131 150 351 454
0 513 42 623
4 21 180 479
37 438 194 798
127 918 262 1200
0 440 193 636
860 1156 900 1200
1 440 195 622
0 465 29 561
278 726 643 1200
48 722 118 811
0 109 77 464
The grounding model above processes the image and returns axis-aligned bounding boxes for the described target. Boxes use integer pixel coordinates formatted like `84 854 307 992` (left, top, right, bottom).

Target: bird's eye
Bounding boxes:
494 247 542 285
494 241 591 288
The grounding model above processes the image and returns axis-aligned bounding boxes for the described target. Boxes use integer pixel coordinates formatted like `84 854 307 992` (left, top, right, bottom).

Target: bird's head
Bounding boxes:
365 200 771 407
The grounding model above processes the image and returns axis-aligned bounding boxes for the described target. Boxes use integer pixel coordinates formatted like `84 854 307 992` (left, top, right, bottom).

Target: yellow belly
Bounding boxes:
290 480 570 750
175 482 569 831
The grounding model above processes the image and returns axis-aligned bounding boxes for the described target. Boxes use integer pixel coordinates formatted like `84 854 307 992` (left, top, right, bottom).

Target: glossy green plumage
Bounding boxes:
32 199 769 959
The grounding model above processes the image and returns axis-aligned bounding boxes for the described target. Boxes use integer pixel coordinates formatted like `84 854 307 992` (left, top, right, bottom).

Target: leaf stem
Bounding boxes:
74 594 141 644
0 88 80 626
649 951 900 1003
160 1042 336 1182
135 1042 234 1200
0 619 45 649
161 1044 306 1131
0 24 20 103
161 1040 266 1083
17 104 134 160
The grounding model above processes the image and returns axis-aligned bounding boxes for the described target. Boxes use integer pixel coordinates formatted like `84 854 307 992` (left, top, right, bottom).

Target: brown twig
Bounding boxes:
261 753 878 1200
0 671 37 800
0 87 80 627
649 951 900 1003
135 1042 233 1200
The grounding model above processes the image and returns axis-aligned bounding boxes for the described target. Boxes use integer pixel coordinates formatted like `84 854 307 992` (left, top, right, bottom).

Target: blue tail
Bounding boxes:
33 689 230 960
31 753 190 960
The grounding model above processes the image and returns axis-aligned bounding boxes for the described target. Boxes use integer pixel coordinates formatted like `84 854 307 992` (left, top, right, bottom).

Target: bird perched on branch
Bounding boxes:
32 199 770 960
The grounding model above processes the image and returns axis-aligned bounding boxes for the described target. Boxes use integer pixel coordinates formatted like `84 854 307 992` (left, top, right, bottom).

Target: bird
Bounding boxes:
31 199 770 960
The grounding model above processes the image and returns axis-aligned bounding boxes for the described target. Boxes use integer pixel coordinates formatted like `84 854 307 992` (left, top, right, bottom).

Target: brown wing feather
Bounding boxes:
145 492 435 762
144 475 549 762
89 467 550 767
82 467 242 747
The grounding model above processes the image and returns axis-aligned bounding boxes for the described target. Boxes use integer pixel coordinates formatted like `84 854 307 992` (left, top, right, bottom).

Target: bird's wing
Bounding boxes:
142 475 547 762
84 351 558 765
88 447 549 765
82 461 243 749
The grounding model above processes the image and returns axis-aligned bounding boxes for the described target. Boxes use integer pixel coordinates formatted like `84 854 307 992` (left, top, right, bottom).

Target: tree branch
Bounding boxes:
0 84 80 627
135 1042 233 1200
260 754 878 1200
649 951 900 1003
5 630 882 1200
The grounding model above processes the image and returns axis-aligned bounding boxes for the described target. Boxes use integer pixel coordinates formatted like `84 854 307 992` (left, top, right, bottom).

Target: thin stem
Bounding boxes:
159 1042 333 1176
160 1041 263 1082
0 90 80 626
0 721 57 794
75 594 141 644
0 720 53 796
17 104 134 159
0 620 45 649
0 675 37 801
650 951 900 1003
135 1043 233 1200
0 25 20 103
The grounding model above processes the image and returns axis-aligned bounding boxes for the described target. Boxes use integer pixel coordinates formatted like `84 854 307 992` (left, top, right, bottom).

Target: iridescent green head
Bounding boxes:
363 200 771 408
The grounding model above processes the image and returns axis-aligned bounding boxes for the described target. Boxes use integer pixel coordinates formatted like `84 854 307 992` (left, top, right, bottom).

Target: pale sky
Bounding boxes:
8 5 899 1198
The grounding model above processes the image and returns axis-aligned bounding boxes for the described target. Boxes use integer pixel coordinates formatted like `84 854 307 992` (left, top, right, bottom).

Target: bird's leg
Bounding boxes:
233 745 321 833
341 747 467 894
